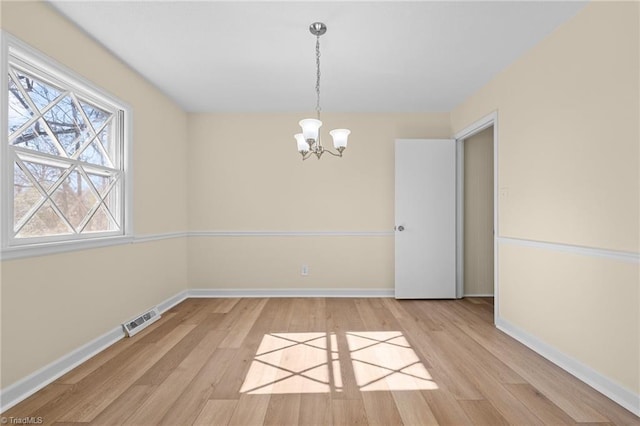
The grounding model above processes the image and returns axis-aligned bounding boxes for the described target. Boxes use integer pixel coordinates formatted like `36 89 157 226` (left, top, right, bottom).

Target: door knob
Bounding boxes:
397 225 405 232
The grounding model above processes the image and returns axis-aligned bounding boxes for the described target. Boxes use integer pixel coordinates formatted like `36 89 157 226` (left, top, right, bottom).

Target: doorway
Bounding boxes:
455 112 500 318
462 126 494 297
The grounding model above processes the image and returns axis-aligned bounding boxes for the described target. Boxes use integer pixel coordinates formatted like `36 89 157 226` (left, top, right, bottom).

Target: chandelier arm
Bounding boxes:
323 149 343 158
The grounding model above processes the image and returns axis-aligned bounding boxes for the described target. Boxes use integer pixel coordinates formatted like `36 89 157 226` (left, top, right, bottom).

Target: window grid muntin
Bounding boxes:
7 53 125 246
8 65 118 167
11 145 123 241
8 70 69 156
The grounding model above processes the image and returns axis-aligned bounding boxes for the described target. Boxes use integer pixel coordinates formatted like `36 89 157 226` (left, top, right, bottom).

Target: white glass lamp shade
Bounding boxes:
294 133 308 152
329 128 350 149
299 118 322 142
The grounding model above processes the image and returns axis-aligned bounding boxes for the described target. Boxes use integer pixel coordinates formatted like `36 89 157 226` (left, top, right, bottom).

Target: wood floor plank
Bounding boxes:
268 297 296 332
208 346 260 399
381 301 485 402
505 383 577 425
207 299 286 400
392 390 439 425
182 301 221 325
298 394 333 426
4 297 635 425
214 298 266 334
135 301 205 344
448 315 616 423
447 298 638 424
409 330 485 400
354 298 402 331
263 394 301 426
37 339 150 418
212 297 241 313
158 347 238 426
122 330 227 425
429 329 544 425
332 399 368 426
55 335 138 385
361 391 403 426
401 300 446 332
30 324 194 425
436 295 502 326
89 385 155 426
458 399 510 425
461 297 494 317
228 394 271 426
575 405 637 425
420 390 474 426
218 298 268 348
326 298 366 332
378 299 437 370
2 384 72 419
289 298 326 332
135 313 225 385
426 303 526 385
192 399 238 426
59 323 198 423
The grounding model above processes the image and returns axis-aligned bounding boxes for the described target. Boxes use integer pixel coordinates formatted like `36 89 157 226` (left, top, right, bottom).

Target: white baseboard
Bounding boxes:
463 293 494 297
188 288 395 298
157 289 189 312
0 289 188 413
496 317 640 417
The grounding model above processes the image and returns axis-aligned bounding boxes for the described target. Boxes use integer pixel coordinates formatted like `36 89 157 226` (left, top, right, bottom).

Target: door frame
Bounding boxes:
453 111 499 322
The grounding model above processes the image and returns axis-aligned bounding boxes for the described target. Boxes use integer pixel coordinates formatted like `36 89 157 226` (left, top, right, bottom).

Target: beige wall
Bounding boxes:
452 2 639 252
463 127 494 296
187 113 451 288
0 1 189 388
500 243 638 391
452 1 639 394
189 236 393 289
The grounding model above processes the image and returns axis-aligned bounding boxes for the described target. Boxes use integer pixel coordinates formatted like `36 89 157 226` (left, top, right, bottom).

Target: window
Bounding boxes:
2 34 131 258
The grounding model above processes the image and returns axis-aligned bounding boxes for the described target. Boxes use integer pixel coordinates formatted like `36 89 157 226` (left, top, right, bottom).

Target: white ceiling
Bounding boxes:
49 1 587 113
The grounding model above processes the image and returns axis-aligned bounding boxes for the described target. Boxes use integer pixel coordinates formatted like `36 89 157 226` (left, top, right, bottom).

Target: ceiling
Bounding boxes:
49 1 587 113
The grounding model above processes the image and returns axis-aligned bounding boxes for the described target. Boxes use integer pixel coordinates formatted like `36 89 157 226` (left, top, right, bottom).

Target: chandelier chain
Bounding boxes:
295 22 349 161
315 35 321 119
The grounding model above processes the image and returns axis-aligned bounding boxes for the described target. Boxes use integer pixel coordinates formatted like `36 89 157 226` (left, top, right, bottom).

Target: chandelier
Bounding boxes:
295 22 350 160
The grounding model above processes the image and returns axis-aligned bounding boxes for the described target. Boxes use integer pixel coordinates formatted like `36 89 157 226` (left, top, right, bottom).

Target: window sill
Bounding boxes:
1 235 135 261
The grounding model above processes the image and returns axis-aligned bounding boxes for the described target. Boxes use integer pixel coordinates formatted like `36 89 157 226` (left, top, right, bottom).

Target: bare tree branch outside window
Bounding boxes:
8 65 122 240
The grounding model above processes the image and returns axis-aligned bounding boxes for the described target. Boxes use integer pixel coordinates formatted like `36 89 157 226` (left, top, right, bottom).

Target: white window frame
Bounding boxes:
1 31 133 260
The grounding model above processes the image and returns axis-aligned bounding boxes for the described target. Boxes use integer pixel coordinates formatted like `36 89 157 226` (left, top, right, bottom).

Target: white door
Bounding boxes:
395 139 456 299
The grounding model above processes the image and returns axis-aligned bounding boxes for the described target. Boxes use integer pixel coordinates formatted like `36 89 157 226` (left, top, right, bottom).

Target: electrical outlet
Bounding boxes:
301 264 309 276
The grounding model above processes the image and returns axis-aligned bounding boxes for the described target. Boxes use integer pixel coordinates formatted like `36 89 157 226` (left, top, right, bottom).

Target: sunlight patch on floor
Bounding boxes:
240 332 337 394
347 331 438 391
240 331 436 394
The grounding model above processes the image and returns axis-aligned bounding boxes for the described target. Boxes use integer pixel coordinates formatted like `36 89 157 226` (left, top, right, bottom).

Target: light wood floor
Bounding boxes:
3 297 638 425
